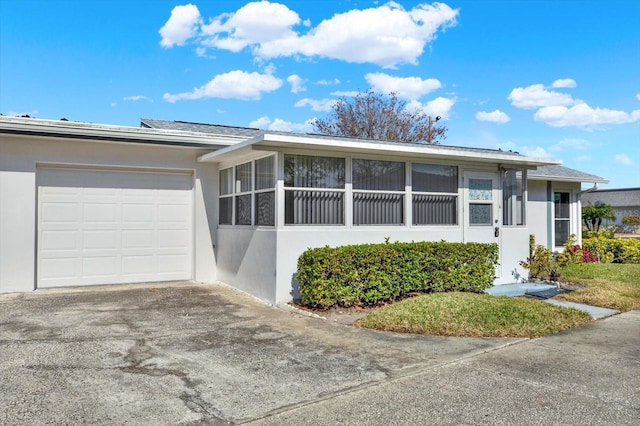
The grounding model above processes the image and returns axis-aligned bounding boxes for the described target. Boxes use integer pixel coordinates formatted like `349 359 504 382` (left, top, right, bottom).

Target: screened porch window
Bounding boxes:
218 155 275 226
412 163 458 225
353 159 405 225
284 155 345 225
502 169 525 226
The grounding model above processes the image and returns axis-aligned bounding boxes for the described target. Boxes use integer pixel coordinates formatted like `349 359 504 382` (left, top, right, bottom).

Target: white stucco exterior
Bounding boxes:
1 117 606 304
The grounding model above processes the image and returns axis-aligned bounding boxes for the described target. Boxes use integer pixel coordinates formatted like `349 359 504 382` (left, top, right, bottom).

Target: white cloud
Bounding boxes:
575 155 592 162
615 153 634 166
161 2 459 68
201 1 301 52
548 138 594 152
123 95 152 102
330 90 360 97
316 78 340 86
407 96 456 119
551 78 577 88
365 73 441 99
534 103 640 128
159 4 202 48
287 74 306 93
249 116 314 132
163 70 282 102
508 84 574 109
521 146 552 158
475 109 510 124
636 93 640 101
294 98 337 112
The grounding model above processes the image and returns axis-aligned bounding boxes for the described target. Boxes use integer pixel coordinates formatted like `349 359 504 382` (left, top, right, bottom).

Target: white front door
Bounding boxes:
463 171 501 278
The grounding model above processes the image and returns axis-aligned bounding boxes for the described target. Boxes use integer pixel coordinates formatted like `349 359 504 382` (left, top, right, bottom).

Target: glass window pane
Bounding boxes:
284 155 345 188
470 203 492 225
236 194 251 225
255 156 275 190
554 192 570 218
256 191 275 226
413 194 457 225
353 193 404 225
469 179 493 201
219 168 233 196
555 220 569 246
235 162 252 193
219 197 232 225
353 159 405 191
412 164 457 193
503 169 525 226
285 190 344 225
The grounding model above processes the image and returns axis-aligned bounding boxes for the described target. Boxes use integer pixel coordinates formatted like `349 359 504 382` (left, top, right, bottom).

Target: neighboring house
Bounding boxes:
0 117 607 302
581 188 640 231
528 165 609 250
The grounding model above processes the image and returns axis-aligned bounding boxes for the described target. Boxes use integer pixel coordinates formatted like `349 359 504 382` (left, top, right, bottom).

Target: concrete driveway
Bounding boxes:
1 283 638 425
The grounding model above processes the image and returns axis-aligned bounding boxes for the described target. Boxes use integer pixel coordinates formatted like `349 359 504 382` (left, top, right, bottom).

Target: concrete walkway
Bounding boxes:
488 283 620 319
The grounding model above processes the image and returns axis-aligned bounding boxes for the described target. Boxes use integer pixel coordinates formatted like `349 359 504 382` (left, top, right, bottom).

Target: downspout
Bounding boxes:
546 182 553 250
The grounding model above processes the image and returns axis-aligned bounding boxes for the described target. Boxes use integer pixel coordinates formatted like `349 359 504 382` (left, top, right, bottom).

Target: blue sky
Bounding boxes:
1 0 639 188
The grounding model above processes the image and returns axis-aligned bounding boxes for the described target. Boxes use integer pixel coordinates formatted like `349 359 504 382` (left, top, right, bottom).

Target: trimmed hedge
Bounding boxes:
582 236 640 264
296 241 499 309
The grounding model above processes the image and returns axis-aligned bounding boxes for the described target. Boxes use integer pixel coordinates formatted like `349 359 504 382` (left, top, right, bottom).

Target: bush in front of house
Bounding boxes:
582 236 640 264
296 241 499 309
556 235 598 266
520 235 560 281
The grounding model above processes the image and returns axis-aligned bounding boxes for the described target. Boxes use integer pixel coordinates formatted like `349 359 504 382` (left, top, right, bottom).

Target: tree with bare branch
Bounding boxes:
312 90 447 144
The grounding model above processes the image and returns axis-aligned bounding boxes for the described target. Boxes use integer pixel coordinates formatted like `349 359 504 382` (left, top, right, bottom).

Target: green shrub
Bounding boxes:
582 236 640 264
556 234 598 266
296 241 498 309
583 230 615 239
622 215 640 225
520 235 560 281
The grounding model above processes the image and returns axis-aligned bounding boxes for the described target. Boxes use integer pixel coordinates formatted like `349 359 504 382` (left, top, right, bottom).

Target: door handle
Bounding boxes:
494 226 500 237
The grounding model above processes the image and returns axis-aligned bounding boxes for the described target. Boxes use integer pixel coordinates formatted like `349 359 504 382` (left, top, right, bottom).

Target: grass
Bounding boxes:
355 292 592 338
557 263 640 311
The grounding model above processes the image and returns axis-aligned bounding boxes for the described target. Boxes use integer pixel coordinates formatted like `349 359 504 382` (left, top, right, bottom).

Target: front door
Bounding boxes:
463 171 501 278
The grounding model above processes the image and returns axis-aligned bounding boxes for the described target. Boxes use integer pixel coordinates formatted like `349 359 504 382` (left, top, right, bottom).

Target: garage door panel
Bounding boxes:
37 168 193 288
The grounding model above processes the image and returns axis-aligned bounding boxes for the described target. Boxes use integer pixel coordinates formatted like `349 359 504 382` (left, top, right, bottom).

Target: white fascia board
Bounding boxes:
256 133 561 167
0 116 243 147
528 175 609 184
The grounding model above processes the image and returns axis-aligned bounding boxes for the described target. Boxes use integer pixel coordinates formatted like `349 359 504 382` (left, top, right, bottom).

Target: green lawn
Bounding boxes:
557 263 640 311
355 292 591 338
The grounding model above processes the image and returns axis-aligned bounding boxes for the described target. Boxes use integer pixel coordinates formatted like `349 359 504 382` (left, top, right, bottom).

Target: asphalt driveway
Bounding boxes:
1 283 638 425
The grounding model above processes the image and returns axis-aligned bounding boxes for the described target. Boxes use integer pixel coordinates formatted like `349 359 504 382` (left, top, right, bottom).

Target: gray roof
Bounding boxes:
141 118 537 160
141 118 262 138
528 165 608 183
582 188 640 208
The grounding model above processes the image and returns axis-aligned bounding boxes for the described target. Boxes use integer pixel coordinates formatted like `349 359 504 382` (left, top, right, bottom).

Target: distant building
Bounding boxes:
581 188 640 230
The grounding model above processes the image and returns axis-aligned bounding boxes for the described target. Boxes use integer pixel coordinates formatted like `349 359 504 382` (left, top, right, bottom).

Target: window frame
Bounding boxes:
411 162 459 226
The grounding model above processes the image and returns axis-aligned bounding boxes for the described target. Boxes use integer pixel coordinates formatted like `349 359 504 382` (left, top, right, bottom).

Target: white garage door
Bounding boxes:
37 167 193 288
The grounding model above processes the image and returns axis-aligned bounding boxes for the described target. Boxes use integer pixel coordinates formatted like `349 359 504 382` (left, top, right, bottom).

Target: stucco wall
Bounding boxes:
0 134 217 293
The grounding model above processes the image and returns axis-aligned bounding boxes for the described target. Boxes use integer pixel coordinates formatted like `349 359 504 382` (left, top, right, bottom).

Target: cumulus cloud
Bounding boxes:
330 90 360 97
163 70 282 102
508 84 574 109
475 109 510 124
294 98 336 112
159 4 202 48
615 153 634 166
123 95 152 102
636 93 640 101
521 146 552 158
551 78 577 88
287 74 306 93
534 103 640 127
548 138 595 152
365 73 441 99
316 78 341 86
509 80 640 129
249 116 314 132
160 1 459 68
407 96 456 119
